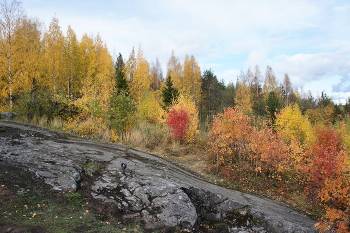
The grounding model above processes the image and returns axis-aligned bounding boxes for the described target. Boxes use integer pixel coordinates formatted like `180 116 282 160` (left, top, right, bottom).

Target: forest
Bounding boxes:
0 1 349 232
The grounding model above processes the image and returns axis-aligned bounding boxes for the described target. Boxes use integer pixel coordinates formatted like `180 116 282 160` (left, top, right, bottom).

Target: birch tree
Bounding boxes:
42 17 64 96
0 0 24 108
130 46 150 104
166 50 182 91
124 47 136 82
150 57 163 91
263 65 280 100
63 25 80 99
13 17 42 95
182 54 201 105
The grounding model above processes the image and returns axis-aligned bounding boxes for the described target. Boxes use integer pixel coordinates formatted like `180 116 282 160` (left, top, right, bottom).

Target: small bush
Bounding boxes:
166 107 190 143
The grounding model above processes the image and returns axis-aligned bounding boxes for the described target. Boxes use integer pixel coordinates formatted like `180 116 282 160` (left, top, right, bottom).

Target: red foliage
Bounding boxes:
306 127 345 191
305 127 350 233
165 107 190 143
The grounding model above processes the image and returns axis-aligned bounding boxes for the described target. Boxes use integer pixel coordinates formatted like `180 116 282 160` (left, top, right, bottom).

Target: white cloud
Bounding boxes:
265 49 350 87
246 51 268 68
217 69 240 83
20 0 350 100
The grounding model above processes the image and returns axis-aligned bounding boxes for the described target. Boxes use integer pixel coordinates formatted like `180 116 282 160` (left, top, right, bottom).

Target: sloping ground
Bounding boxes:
0 121 317 232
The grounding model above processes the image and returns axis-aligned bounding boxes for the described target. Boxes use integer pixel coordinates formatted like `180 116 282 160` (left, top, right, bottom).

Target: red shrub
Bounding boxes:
165 107 190 143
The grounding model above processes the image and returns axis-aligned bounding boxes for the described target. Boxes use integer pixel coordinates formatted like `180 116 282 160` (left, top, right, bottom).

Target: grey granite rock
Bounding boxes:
0 121 318 232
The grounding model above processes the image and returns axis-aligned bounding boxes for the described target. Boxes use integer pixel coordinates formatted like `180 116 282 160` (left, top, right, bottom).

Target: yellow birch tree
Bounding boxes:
42 17 65 96
63 25 81 99
0 0 25 108
76 33 97 113
93 33 114 115
124 47 136 82
166 50 182 91
182 54 201 105
263 65 281 101
130 46 151 104
12 17 42 95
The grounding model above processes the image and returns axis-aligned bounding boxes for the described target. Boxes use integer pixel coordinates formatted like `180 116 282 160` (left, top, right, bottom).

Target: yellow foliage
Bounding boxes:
130 46 151 104
234 82 252 113
275 103 314 145
169 94 199 143
109 129 119 142
166 51 182 91
305 105 334 124
42 17 65 95
182 55 201 106
63 117 107 138
335 120 350 155
137 90 165 124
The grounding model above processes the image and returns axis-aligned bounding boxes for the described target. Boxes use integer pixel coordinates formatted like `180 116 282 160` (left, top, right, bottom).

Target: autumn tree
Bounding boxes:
138 90 165 124
13 17 42 95
210 105 252 166
76 33 114 118
124 47 136 82
42 17 65 96
63 25 80 99
76 33 97 114
248 119 291 177
182 54 201 105
263 66 281 101
166 50 182 91
276 103 314 143
150 57 163 91
306 93 335 124
0 0 25 108
306 127 350 233
129 46 151 104
168 95 199 143
92 34 114 115
235 79 252 113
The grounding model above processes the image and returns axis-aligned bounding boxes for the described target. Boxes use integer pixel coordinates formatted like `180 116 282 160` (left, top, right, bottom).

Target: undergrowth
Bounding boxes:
11 116 322 221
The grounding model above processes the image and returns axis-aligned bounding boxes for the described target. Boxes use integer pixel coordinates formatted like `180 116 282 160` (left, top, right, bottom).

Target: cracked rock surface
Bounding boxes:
0 121 317 232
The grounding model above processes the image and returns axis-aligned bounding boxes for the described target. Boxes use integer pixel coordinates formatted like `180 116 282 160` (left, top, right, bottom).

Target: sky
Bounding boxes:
21 0 350 103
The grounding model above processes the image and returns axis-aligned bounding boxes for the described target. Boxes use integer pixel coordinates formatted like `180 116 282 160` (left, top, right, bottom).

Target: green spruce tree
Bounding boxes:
162 76 179 109
114 53 129 95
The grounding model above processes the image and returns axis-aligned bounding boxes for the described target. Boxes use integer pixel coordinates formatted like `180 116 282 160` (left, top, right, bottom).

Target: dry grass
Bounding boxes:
50 117 64 130
120 122 215 181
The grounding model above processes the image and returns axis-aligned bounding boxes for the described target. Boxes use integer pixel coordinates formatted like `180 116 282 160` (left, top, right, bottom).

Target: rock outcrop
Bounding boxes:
0 121 317 232
0 112 16 119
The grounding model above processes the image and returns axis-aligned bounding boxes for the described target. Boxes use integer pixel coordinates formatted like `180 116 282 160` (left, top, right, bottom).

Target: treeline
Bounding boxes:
1 1 350 232
1 0 349 126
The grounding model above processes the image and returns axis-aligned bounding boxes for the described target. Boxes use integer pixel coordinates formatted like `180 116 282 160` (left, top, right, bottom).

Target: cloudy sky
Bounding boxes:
21 0 350 103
